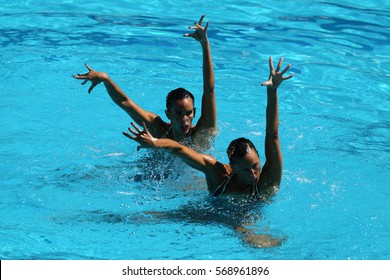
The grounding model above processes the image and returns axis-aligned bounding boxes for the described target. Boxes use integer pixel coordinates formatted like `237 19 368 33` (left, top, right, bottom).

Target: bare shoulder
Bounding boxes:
204 161 232 195
203 158 230 174
149 115 170 138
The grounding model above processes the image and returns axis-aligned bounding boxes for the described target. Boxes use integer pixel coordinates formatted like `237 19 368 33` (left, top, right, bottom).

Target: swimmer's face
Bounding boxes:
231 147 261 187
165 97 196 138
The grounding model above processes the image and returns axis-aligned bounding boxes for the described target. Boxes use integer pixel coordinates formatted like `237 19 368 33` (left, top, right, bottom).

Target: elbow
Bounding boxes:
267 128 279 140
204 85 215 95
120 98 133 109
273 129 279 139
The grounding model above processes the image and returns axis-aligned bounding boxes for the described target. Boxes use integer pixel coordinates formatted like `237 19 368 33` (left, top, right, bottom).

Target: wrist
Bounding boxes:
152 138 162 148
200 39 209 48
101 72 109 80
267 87 277 93
101 73 112 84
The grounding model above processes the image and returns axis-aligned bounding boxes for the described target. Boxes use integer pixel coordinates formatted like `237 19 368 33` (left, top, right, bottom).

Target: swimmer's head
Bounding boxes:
165 88 196 138
227 138 261 186
166 88 195 109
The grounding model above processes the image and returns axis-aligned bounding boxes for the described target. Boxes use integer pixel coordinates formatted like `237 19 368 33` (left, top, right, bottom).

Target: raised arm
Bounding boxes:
260 57 293 190
73 64 166 137
184 15 216 136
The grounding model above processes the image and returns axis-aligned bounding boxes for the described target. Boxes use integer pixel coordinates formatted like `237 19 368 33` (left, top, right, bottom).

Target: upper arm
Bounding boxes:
166 140 227 194
197 87 216 127
195 42 217 134
182 150 228 195
260 87 282 192
175 146 217 174
259 133 282 193
192 87 217 149
102 77 170 137
121 99 156 124
121 100 168 138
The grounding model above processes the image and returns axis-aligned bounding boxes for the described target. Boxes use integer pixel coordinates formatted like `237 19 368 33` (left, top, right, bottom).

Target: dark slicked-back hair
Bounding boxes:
227 137 258 164
166 88 195 110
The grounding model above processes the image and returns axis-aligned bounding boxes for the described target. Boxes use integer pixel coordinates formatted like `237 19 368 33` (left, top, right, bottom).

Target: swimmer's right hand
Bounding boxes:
261 57 294 90
122 122 157 151
73 63 108 94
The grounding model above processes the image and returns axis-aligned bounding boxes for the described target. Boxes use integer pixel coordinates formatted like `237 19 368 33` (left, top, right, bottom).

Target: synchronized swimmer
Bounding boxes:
73 15 217 151
74 15 294 247
123 56 293 201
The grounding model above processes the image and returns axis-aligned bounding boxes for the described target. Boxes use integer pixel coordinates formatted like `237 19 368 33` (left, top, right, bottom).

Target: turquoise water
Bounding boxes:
1 0 389 259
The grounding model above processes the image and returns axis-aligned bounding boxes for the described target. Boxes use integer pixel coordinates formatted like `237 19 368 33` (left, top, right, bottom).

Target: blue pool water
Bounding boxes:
1 0 389 260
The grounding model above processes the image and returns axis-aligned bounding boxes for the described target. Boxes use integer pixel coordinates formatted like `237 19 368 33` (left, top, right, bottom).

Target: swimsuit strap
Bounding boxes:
160 126 172 139
161 126 193 145
213 171 235 197
251 183 261 200
213 172 261 200
187 127 193 140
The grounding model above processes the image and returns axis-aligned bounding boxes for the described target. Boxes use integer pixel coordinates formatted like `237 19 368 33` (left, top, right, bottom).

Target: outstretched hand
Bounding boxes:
73 64 108 93
183 14 209 45
261 57 294 89
122 122 157 151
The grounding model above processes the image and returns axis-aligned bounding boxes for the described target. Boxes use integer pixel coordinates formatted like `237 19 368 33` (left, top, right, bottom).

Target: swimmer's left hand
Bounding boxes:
261 57 294 89
122 122 157 151
183 14 209 45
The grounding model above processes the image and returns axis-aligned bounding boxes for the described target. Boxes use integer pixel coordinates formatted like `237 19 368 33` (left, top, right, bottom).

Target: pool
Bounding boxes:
0 0 389 260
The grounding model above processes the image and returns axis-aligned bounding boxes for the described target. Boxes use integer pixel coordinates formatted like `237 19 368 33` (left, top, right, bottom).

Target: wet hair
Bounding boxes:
166 88 195 110
227 137 258 164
